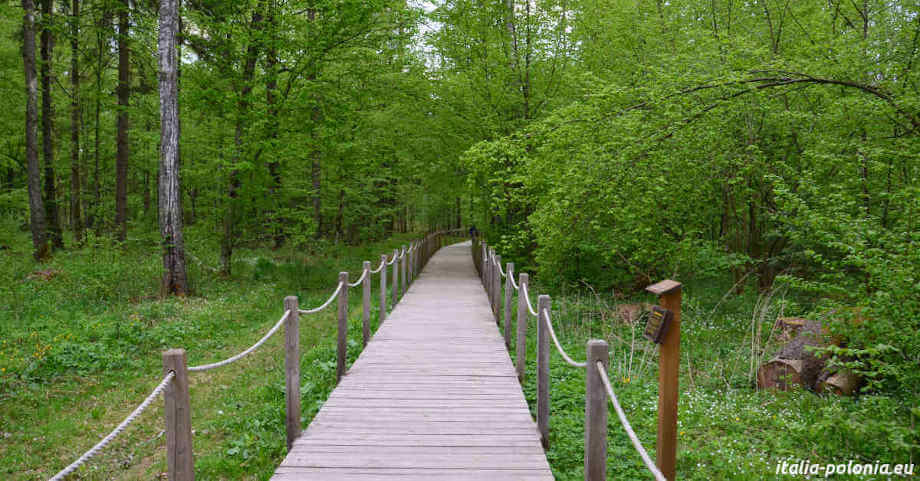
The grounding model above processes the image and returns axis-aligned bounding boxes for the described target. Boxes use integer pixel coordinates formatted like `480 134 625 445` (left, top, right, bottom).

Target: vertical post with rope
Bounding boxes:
482 242 489 287
492 254 502 321
362 261 371 347
392 250 398 308
504 262 513 348
537 294 551 449
163 349 194 481
585 339 609 481
401 245 407 296
337 272 349 384
407 244 414 286
647 279 682 481
283 296 301 450
516 273 529 382
379 254 388 323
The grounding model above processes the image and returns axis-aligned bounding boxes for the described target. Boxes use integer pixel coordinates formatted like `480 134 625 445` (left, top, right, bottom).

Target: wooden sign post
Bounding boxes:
645 279 682 481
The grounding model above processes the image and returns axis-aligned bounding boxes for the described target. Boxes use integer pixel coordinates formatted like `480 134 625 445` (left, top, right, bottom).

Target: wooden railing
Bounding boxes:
473 236 679 481
49 229 465 481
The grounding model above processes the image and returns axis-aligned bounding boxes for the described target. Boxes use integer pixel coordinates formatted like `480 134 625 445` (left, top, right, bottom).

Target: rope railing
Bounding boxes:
49 371 176 481
521 282 539 316
348 268 368 287
543 309 587 368
473 237 677 481
369 257 387 273
597 361 667 481
48 228 463 481
188 310 291 372
298 281 345 315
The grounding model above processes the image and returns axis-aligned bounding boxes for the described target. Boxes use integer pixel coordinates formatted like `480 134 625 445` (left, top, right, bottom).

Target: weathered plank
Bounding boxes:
272 242 553 480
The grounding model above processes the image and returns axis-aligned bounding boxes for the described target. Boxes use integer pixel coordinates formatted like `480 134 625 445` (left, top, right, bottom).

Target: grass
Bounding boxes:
497 274 918 480
0 218 423 480
2 224 915 480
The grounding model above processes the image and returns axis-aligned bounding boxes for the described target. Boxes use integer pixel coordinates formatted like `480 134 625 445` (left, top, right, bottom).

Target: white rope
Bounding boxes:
348 268 368 287
369 257 387 273
509 272 519 290
543 309 587 368
521 283 538 316
387 250 398 265
596 361 668 481
49 371 175 481
189 310 291 372
299 281 345 314
495 255 506 278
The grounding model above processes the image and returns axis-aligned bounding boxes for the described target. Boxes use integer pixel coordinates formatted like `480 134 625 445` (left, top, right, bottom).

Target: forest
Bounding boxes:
1 0 918 479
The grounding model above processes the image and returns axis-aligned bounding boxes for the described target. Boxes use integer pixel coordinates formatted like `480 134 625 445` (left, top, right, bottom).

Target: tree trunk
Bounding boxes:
308 6 322 238
115 0 130 241
158 0 188 295
70 0 83 245
22 0 48 260
265 0 283 248
335 188 344 241
41 0 63 250
220 7 263 275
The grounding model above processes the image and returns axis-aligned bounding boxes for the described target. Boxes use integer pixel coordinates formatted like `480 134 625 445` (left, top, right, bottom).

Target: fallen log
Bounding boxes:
757 320 826 391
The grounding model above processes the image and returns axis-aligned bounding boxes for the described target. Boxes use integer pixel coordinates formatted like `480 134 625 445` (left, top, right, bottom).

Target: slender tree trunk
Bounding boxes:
90 7 104 231
265 0 283 248
23 0 48 260
308 6 323 238
115 0 130 241
335 187 344 241
70 0 83 245
158 0 188 295
41 0 63 250
221 8 263 275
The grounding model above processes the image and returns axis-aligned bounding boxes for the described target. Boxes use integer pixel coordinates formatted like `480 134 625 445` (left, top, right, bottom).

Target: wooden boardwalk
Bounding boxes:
271 241 553 480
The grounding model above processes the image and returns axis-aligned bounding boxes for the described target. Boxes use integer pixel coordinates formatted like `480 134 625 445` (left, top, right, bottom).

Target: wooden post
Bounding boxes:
362 261 371 347
283 296 301 450
401 245 407 296
537 294 551 449
504 262 513 348
407 244 414 285
392 250 398 307
482 242 489 287
337 271 349 384
516 273 529 382
646 279 682 481
493 254 502 321
163 348 194 481
379 254 388 323
585 339 609 481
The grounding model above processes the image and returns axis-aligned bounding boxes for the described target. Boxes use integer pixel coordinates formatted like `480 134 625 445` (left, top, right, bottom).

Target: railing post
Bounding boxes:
163 348 194 481
337 271 348 384
516 273 529 382
401 245 408 296
647 280 683 481
585 339 609 481
504 262 513 349
493 254 502 321
283 296 301 450
482 242 488 287
392 250 398 307
537 294 551 449
407 244 414 285
362 261 371 347
379 254 388 323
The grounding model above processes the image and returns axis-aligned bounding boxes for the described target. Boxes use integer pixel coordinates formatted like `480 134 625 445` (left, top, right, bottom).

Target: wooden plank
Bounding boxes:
272 242 552 480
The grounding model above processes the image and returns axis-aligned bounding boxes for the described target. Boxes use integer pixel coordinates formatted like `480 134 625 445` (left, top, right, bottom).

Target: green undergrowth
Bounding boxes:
0 218 424 480
498 270 919 480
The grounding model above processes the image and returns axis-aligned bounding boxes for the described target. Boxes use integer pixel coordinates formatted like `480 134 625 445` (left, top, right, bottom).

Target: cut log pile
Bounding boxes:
756 318 861 395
